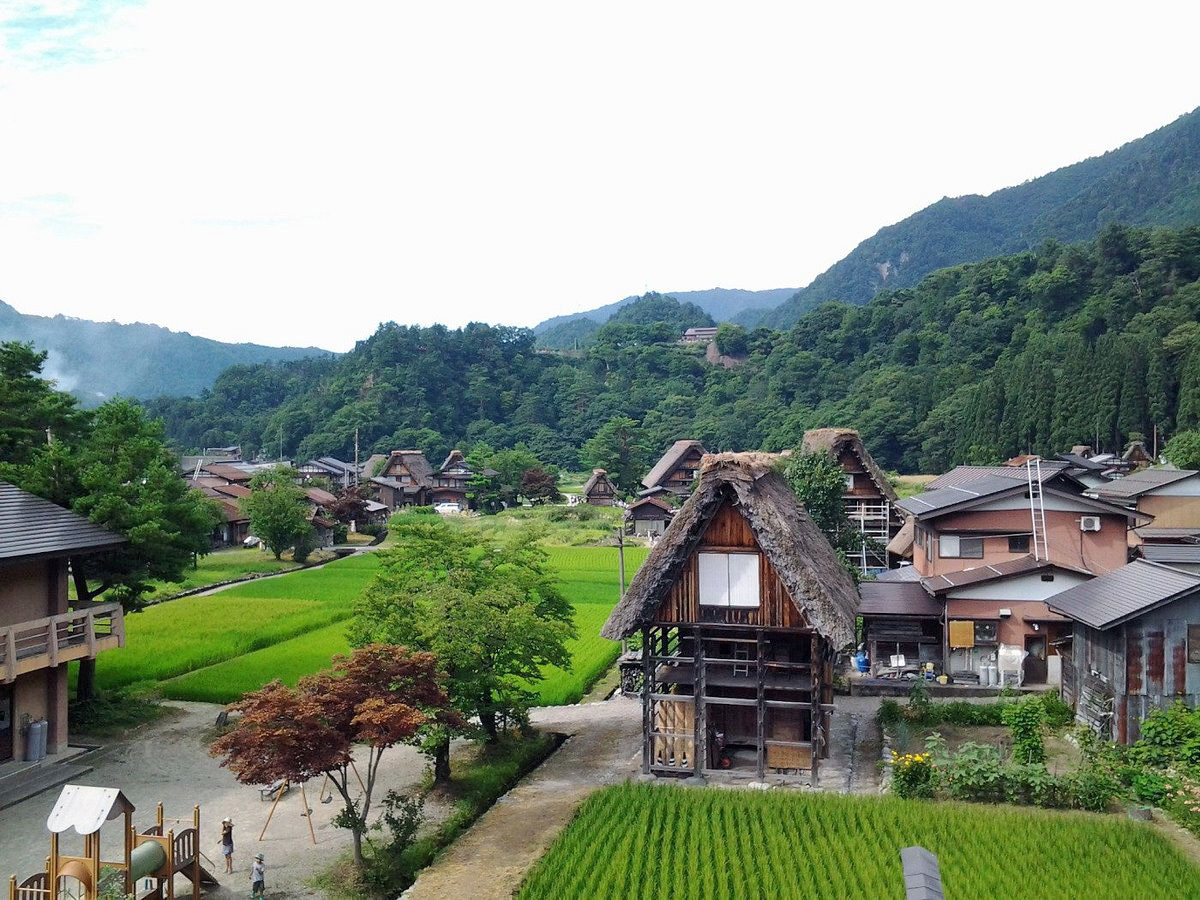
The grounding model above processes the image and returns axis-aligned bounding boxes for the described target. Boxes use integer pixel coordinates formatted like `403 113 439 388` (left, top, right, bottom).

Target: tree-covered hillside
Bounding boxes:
147 224 1200 474
0 299 330 402
762 106 1200 328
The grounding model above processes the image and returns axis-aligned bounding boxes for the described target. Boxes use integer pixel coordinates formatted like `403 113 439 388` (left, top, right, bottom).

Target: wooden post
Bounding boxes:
193 805 201 900
693 625 705 775
810 633 821 786
49 832 58 900
300 782 317 845
641 625 652 774
756 629 765 781
166 829 175 900
4 628 15 683
617 529 626 598
259 783 287 841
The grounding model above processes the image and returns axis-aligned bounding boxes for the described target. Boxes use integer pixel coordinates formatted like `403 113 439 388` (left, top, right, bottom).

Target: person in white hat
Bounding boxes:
219 817 234 873
251 853 265 898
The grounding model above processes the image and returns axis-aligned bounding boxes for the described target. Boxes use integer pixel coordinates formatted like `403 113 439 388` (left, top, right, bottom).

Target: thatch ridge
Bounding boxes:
582 468 617 497
601 452 858 646
642 439 707 490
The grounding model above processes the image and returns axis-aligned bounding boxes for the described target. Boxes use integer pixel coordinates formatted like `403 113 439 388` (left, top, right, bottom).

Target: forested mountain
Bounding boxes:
0 300 330 402
147 224 1200 475
534 287 795 348
761 106 1200 328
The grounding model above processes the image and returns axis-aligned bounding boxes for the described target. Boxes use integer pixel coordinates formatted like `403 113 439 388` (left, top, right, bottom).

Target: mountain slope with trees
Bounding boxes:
145 224 1200 476
0 299 331 401
761 106 1200 328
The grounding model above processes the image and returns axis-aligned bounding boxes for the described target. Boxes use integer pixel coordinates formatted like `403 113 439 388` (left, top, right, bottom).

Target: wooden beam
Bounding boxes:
694 625 705 776
641 625 652 775
810 633 821 786
756 629 765 780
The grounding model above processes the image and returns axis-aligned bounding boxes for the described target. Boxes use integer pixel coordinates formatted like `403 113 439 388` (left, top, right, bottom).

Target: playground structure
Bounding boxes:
8 785 219 900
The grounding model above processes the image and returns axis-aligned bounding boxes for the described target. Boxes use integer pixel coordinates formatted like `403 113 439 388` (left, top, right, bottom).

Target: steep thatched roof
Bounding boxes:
801 428 897 503
582 468 617 497
642 439 707 489
385 450 434 486
601 452 859 646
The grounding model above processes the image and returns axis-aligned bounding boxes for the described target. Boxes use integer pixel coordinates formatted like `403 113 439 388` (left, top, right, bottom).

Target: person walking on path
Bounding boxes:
251 852 266 899
220 817 234 873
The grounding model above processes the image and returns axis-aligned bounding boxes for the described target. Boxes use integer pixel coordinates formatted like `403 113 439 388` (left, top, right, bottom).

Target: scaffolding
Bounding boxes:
845 498 892 573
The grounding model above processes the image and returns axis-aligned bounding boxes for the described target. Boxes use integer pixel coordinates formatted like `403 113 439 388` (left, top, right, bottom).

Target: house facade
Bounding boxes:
1092 468 1200 540
0 483 127 762
627 496 674 537
1051 560 1200 743
370 450 434 509
801 428 904 574
582 469 618 506
641 440 707 496
602 453 858 784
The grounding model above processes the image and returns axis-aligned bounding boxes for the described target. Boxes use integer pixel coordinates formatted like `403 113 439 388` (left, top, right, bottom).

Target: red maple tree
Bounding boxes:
211 644 459 866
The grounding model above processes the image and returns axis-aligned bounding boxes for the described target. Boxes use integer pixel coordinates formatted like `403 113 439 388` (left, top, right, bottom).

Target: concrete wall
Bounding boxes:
0 560 54 627
11 666 67 759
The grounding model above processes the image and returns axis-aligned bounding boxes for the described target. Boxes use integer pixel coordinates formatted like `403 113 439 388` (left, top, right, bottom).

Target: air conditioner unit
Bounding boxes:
1080 516 1101 532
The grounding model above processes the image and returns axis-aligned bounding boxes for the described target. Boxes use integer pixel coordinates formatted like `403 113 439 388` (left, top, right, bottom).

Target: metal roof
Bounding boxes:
874 564 922 583
1054 453 1110 473
859 581 941 617
897 475 1024 517
1047 559 1200 630
925 463 1071 490
1139 545 1200 565
0 481 126 564
1135 526 1200 542
921 555 1090 595
1091 467 1199 500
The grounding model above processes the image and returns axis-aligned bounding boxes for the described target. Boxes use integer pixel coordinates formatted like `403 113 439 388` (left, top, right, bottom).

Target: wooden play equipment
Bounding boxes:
8 785 219 900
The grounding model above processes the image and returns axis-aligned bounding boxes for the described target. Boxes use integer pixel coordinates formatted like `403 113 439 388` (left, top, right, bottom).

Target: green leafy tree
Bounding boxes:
348 518 574 782
241 466 313 559
0 341 87 465
779 449 862 575
9 399 221 699
1164 431 1200 469
582 416 647 491
714 324 749 357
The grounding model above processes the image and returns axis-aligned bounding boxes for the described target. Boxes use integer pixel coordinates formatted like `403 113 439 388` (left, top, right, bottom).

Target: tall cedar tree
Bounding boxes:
582 416 647 492
211 645 459 867
0 342 88 464
8 399 220 699
241 466 313 559
348 518 574 783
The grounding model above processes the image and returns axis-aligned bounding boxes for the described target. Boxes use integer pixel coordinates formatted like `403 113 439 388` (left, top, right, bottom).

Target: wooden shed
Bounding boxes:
582 468 619 506
1050 559 1200 743
602 453 858 783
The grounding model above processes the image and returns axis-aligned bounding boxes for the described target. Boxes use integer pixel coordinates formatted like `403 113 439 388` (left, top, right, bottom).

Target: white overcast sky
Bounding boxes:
1 1 1199 351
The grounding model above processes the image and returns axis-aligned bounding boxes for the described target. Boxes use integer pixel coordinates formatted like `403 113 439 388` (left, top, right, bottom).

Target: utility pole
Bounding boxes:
616 527 626 598
354 426 360 486
279 423 284 463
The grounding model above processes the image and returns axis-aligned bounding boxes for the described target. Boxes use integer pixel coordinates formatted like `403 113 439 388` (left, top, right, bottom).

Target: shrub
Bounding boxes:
891 751 934 799
1003 696 1047 765
906 680 932 719
1036 691 1074 728
1129 702 1200 768
358 523 384 536
1003 762 1059 807
1061 767 1120 812
878 699 903 730
1133 770 1168 805
939 742 1005 803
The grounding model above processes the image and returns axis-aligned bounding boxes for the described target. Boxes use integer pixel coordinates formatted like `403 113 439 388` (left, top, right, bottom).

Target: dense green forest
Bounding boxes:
0 299 329 402
760 106 1200 328
147 224 1200 474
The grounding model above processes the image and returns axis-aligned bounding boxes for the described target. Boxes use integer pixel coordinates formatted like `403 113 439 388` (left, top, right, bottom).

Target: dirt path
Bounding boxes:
402 695 642 900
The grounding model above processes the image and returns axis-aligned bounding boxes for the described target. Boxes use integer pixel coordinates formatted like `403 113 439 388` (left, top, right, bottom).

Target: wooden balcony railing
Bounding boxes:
0 602 125 683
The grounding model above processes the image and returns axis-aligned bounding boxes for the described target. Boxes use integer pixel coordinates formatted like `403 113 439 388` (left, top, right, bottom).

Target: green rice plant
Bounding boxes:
519 784 1200 899
161 620 353 702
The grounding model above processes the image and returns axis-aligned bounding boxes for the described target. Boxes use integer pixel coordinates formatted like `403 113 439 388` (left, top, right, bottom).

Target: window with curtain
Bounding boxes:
698 551 761 607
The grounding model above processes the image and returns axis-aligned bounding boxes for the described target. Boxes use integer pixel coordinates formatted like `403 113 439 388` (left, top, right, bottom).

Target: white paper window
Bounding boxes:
698 552 761 608
728 553 760 607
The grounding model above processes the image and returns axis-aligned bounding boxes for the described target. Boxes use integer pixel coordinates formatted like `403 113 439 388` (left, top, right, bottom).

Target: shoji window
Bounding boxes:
698 552 761 607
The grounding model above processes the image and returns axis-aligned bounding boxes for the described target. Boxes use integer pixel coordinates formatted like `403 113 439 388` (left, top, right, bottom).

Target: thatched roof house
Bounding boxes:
602 452 858 647
581 468 618 505
800 428 897 503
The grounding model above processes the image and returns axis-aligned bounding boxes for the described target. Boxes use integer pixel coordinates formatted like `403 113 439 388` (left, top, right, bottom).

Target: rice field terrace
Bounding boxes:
518 784 1200 900
96 539 646 706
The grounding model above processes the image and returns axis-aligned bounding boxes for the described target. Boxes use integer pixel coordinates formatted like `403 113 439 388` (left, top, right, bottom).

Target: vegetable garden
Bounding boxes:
518 784 1200 899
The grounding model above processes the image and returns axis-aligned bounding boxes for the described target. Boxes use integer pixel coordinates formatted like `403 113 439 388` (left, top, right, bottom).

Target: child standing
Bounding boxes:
220 817 234 873
251 852 265 898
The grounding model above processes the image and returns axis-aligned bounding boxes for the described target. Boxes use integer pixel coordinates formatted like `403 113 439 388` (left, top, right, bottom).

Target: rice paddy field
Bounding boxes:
519 785 1200 900
98 539 646 705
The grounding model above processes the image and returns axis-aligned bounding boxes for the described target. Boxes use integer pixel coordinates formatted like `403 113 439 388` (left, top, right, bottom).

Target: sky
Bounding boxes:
1 2 1200 351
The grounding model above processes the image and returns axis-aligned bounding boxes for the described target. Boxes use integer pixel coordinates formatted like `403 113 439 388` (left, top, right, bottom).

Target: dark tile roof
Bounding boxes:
921 555 1090 595
0 481 125 563
1054 453 1110 473
1047 559 1200 629
642 440 706 490
926 463 1071 490
873 565 922 582
1091 467 1199 500
1139 545 1200 565
859 581 941 617
1136 526 1200 542
897 475 1023 517
200 462 253 483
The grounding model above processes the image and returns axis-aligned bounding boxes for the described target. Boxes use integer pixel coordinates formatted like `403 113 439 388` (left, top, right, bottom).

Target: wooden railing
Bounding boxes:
0 603 125 683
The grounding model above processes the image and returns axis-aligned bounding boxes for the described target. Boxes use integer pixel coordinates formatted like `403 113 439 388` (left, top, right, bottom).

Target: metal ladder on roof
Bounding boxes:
1027 458 1049 561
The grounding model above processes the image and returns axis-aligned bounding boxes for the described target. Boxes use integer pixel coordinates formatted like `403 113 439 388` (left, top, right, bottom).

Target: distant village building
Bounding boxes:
1122 439 1154 470
603 453 858 784
297 456 359 488
680 326 719 344
626 495 674 537
1092 468 1200 538
581 468 618 506
642 440 707 495
431 450 496 512
801 428 903 574
370 450 434 509
1051 560 1200 743
0 483 127 762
